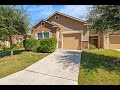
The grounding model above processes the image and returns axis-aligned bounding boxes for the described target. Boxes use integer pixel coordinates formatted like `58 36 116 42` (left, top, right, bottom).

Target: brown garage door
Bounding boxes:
63 33 81 50
109 35 120 49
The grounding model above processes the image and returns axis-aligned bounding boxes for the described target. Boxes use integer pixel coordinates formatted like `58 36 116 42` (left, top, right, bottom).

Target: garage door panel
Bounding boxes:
63 33 81 50
110 35 120 49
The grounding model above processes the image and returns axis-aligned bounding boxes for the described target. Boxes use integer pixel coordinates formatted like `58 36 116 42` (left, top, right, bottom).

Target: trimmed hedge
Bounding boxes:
38 38 57 53
24 38 57 53
24 38 39 51
0 50 24 58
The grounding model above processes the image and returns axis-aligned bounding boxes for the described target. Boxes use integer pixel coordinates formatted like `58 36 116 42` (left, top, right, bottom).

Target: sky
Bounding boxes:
23 5 91 26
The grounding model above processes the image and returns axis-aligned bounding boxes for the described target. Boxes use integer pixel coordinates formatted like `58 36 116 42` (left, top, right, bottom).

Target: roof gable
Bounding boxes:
32 20 58 29
32 11 89 29
46 11 87 23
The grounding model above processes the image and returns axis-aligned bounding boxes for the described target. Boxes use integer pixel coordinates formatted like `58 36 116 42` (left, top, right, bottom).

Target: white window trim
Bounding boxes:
61 30 83 34
44 32 50 38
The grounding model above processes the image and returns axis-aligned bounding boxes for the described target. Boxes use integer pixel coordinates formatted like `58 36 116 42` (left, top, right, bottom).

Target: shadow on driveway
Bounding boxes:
55 50 81 70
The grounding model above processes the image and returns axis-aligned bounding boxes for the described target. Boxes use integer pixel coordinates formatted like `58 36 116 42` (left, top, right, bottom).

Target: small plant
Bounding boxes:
89 44 97 50
12 44 17 48
11 44 19 51
17 42 23 48
0 45 10 51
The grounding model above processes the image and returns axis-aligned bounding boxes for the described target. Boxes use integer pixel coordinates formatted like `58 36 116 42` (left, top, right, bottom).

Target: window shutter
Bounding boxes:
35 33 38 40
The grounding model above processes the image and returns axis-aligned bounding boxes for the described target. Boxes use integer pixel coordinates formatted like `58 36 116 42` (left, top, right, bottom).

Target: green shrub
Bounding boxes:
31 43 40 52
17 42 23 48
0 50 24 58
0 51 11 57
89 44 97 50
38 38 57 53
11 44 18 50
0 45 10 51
24 38 39 51
12 44 17 48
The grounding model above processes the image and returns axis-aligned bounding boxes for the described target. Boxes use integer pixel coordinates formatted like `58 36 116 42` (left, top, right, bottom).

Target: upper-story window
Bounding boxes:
41 22 45 26
55 16 59 20
44 32 49 38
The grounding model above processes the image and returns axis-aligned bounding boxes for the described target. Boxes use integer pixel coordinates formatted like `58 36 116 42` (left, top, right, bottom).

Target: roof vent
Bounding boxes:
55 16 59 20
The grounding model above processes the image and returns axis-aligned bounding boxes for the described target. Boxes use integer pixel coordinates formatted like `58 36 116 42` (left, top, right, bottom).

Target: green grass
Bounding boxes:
0 51 49 78
78 49 120 85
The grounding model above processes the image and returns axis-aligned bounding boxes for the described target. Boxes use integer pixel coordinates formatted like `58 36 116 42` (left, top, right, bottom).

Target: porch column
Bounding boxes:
56 30 59 49
103 33 109 49
42 30 44 38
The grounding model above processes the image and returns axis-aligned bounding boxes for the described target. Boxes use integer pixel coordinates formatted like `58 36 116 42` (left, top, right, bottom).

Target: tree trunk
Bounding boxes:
9 35 12 49
9 35 13 56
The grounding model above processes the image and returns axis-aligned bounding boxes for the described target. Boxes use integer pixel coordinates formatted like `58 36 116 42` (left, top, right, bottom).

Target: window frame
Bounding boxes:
38 33 42 40
44 32 49 38
16 38 23 44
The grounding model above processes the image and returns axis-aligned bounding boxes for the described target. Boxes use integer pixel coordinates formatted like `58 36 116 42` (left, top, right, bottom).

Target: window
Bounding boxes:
38 33 42 39
16 38 23 44
16 38 19 43
44 32 49 38
55 16 59 20
41 22 45 26
20 38 22 42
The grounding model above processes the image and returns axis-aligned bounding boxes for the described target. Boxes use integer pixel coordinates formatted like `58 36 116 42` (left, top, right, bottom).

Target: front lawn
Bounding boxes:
0 51 48 78
78 49 120 85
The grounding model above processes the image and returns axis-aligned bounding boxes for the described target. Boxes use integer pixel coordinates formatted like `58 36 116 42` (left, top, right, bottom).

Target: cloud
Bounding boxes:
23 5 90 26
24 5 54 26
59 5 90 20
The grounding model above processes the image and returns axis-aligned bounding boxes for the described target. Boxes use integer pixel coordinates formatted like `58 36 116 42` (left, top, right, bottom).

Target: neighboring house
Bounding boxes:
31 11 120 50
0 33 31 47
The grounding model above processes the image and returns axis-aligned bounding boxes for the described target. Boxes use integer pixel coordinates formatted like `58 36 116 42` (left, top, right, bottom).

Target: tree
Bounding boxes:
0 34 8 42
0 5 30 48
87 5 120 33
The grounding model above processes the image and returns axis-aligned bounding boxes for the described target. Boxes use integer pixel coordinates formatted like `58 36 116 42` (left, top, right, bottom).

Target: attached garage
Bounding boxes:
63 33 81 50
109 35 120 49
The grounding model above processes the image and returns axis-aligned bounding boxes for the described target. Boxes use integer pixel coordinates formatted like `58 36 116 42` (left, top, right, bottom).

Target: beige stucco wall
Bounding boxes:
47 13 89 49
47 13 87 30
103 33 110 49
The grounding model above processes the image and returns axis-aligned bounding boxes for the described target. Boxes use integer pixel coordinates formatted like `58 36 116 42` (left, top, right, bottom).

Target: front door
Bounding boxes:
91 39 98 48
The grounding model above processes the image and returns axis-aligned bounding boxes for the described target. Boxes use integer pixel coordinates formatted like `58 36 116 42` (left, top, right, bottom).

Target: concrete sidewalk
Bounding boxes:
0 50 81 85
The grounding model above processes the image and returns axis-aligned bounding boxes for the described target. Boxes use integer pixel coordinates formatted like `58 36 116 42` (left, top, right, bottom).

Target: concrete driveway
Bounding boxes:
114 49 120 52
0 49 81 85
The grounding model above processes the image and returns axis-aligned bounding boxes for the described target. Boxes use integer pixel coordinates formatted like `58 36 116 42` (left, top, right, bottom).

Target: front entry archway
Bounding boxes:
89 36 98 48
